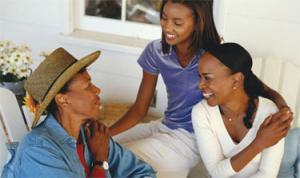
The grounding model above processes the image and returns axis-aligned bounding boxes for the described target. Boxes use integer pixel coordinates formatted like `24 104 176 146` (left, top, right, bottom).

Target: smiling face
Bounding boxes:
62 70 101 120
198 53 237 106
160 1 195 46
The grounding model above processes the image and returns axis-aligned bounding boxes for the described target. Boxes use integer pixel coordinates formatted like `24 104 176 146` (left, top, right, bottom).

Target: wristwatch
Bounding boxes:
93 160 109 171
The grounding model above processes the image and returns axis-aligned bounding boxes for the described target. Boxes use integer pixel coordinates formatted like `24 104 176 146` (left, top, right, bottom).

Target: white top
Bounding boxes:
192 97 284 178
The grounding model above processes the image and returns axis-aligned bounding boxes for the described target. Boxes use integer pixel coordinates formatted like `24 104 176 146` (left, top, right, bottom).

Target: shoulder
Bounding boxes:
192 100 217 115
254 97 278 124
20 125 57 150
192 100 209 114
192 100 216 124
257 97 278 115
143 39 163 54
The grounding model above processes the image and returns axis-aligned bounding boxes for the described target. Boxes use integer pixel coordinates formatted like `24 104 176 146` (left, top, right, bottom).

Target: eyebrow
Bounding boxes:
162 12 183 21
201 73 213 75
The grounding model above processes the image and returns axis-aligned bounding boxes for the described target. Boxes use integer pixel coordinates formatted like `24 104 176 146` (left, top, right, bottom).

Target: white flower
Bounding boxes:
22 53 33 65
0 40 33 82
16 66 30 79
0 40 11 52
9 52 23 67
0 53 7 65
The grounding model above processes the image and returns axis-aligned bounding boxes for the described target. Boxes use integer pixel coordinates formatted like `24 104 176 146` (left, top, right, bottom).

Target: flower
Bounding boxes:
0 40 33 82
23 94 38 113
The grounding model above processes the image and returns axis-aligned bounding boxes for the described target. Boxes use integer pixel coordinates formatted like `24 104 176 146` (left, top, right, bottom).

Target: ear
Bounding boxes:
54 93 69 107
232 72 244 89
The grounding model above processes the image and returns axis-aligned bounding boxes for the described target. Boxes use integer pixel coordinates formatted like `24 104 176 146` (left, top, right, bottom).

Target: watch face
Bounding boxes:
103 161 109 170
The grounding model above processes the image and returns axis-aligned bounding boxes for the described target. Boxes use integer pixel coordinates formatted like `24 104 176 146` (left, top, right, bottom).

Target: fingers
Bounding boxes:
85 120 92 139
279 107 293 121
93 120 99 133
268 108 292 128
98 123 109 137
262 115 273 127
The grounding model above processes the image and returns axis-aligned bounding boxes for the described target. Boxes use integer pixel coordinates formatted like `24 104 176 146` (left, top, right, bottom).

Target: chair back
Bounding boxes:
0 122 9 173
0 87 28 142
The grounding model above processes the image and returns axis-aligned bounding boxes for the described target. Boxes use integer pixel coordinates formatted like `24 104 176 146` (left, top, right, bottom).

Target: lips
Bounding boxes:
95 96 101 106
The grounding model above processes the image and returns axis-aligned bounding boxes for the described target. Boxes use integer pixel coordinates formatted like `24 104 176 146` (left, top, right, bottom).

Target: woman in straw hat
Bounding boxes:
1 48 155 178
192 43 292 177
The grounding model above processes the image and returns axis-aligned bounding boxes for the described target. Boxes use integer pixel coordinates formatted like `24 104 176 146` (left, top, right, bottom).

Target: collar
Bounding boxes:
43 114 77 147
167 45 205 58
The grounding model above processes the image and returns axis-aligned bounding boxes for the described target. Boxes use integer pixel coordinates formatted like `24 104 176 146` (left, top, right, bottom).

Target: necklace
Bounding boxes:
219 106 244 123
222 114 233 122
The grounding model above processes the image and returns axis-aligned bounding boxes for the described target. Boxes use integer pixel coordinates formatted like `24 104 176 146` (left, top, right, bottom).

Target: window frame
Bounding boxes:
75 0 162 40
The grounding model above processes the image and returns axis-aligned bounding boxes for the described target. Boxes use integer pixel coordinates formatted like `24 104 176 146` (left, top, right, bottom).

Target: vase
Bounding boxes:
0 80 26 96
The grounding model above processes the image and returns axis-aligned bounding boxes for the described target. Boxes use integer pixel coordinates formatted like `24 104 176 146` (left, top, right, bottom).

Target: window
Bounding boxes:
76 0 162 40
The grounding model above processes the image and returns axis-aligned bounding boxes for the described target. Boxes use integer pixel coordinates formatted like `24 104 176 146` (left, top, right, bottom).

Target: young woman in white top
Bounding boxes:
192 43 292 178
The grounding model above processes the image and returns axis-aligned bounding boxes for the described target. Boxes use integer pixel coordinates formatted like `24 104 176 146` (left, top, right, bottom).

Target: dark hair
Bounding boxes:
207 43 264 128
160 0 221 54
46 68 87 115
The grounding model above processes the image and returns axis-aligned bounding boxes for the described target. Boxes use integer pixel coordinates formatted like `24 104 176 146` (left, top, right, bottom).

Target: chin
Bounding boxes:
206 99 218 107
165 39 178 46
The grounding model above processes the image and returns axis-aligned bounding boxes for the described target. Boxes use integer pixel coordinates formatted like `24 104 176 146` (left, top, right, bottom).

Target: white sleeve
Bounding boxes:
248 139 284 178
192 103 236 178
249 98 284 178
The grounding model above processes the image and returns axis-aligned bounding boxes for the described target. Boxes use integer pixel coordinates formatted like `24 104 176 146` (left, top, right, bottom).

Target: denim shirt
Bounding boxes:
278 128 300 178
2 114 156 178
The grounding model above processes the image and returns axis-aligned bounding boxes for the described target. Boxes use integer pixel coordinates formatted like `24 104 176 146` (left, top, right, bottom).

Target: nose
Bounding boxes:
93 84 101 95
198 79 206 91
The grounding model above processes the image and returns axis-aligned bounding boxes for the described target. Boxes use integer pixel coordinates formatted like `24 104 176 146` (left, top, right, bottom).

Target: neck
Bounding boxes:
175 40 195 58
219 90 249 119
55 111 84 140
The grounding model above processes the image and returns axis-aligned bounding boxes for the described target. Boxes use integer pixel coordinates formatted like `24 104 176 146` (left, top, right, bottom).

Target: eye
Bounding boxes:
86 83 92 89
174 21 183 26
161 15 167 21
204 76 211 81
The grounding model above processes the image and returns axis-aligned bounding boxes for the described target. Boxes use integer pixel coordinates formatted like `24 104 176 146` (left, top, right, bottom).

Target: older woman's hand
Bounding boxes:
85 120 109 161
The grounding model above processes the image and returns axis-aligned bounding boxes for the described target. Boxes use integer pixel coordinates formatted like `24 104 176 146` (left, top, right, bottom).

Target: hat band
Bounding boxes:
41 60 77 101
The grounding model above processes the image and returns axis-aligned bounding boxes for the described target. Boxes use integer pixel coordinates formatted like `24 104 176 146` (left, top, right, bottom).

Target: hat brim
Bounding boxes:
31 50 101 127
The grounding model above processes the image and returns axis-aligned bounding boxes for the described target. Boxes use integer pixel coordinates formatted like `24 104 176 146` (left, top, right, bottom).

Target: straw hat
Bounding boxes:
24 48 101 127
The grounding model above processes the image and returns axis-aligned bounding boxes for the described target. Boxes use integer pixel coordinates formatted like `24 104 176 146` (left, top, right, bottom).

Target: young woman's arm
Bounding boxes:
261 82 287 108
109 71 158 136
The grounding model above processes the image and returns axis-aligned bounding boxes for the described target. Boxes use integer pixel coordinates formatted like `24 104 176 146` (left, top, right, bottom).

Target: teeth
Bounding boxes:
203 92 213 98
166 33 176 39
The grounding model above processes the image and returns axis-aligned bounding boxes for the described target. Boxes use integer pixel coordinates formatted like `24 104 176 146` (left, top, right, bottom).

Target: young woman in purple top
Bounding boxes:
110 0 292 177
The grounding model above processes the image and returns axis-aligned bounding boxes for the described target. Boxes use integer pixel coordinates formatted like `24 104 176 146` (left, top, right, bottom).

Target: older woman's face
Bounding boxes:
64 71 101 120
198 53 235 106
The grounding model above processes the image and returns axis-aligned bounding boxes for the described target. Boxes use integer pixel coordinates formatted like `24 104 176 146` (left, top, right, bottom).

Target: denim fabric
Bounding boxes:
1 114 156 178
278 128 300 178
